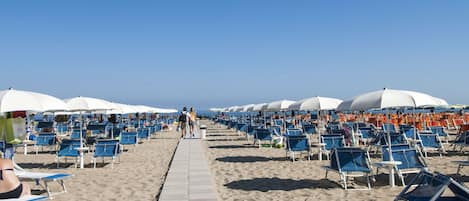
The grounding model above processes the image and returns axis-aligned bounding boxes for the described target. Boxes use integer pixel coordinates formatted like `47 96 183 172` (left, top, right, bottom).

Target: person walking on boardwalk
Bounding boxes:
178 107 190 139
189 107 197 137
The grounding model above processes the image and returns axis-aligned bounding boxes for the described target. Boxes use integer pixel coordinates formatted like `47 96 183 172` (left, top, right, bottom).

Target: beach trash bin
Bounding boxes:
200 125 207 139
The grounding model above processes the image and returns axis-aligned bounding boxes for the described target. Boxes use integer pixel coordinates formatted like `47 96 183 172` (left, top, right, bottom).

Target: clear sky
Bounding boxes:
1 1 468 110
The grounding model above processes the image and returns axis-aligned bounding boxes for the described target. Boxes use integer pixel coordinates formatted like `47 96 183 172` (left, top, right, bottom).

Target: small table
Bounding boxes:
374 161 402 187
74 147 90 169
311 143 326 161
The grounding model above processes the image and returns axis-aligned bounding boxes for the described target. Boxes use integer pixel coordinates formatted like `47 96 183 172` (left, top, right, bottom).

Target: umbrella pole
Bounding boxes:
80 111 84 169
387 109 394 161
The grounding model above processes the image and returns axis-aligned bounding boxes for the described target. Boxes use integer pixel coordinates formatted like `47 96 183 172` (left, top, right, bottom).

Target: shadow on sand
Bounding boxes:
215 156 284 163
224 177 340 192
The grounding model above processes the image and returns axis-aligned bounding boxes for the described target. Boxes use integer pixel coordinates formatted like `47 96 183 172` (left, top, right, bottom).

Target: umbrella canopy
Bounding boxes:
252 103 268 112
266 100 295 112
107 103 138 114
340 88 448 111
157 108 178 113
65 96 115 112
133 105 155 113
0 88 69 112
243 104 256 112
288 96 343 111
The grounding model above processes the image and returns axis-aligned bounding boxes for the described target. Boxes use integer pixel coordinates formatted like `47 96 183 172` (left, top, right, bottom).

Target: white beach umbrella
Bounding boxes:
235 106 245 112
133 105 155 113
253 103 268 112
157 108 178 113
64 96 115 112
288 96 343 111
0 88 69 112
266 100 295 112
343 88 447 111
336 99 354 111
64 96 115 169
242 104 256 112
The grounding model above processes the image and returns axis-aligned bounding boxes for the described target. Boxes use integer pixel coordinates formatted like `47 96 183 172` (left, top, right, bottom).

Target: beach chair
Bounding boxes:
92 140 121 168
2 195 48 201
320 135 345 160
395 170 469 201
417 132 445 158
429 126 449 144
270 125 282 136
119 131 138 152
56 139 81 168
382 146 427 186
453 131 469 152
454 154 469 175
236 123 248 136
137 128 150 140
285 135 310 161
286 128 303 136
302 124 317 135
14 164 72 198
358 128 376 145
382 123 397 133
324 147 373 190
34 133 57 155
254 129 273 148
273 119 283 127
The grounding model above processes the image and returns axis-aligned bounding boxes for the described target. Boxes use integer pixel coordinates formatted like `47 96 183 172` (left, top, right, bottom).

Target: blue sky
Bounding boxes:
1 1 468 109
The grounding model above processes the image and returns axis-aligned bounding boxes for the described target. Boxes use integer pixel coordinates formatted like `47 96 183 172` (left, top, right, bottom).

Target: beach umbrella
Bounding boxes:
64 96 115 169
64 96 115 112
342 88 448 164
157 108 178 114
266 100 295 112
242 104 256 112
0 88 69 112
288 96 343 111
342 88 447 111
252 103 268 112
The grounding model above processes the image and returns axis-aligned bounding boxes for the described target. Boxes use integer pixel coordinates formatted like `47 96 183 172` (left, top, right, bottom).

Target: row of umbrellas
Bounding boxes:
210 88 449 113
0 88 177 114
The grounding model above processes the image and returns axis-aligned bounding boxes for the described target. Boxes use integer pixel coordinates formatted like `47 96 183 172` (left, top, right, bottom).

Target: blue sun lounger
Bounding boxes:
285 135 310 161
14 164 72 198
324 147 373 190
254 128 273 148
56 139 81 168
119 131 138 152
382 146 427 186
395 170 469 201
92 140 121 168
2 195 48 201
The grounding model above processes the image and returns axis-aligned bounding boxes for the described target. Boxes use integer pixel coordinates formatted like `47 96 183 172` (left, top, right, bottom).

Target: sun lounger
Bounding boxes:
324 147 373 190
92 139 121 168
395 170 469 201
417 132 445 158
14 163 72 198
254 128 273 148
56 139 81 168
34 133 57 155
2 195 48 201
381 146 427 186
119 131 138 152
285 135 310 161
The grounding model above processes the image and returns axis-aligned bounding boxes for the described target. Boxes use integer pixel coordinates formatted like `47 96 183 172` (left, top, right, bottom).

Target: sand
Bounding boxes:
202 120 469 201
13 128 180 201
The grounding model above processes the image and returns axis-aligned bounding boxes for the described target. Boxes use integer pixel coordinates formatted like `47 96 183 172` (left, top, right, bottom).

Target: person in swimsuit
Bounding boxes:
0 159 31 199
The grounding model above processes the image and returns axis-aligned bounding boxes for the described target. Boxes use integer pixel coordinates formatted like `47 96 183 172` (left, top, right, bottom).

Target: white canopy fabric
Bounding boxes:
339 88 449 111
252 103 268 112
242 104 256 112
0 88 69 112
266 100 295 112
288 96 342 111
65 96 115 112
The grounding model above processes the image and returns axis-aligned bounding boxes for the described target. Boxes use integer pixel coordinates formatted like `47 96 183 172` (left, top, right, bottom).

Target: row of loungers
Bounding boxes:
215 119 469 192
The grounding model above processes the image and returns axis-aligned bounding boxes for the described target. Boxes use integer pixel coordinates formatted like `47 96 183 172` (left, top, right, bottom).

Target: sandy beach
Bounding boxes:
202 120 469 201
13 128 180 201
